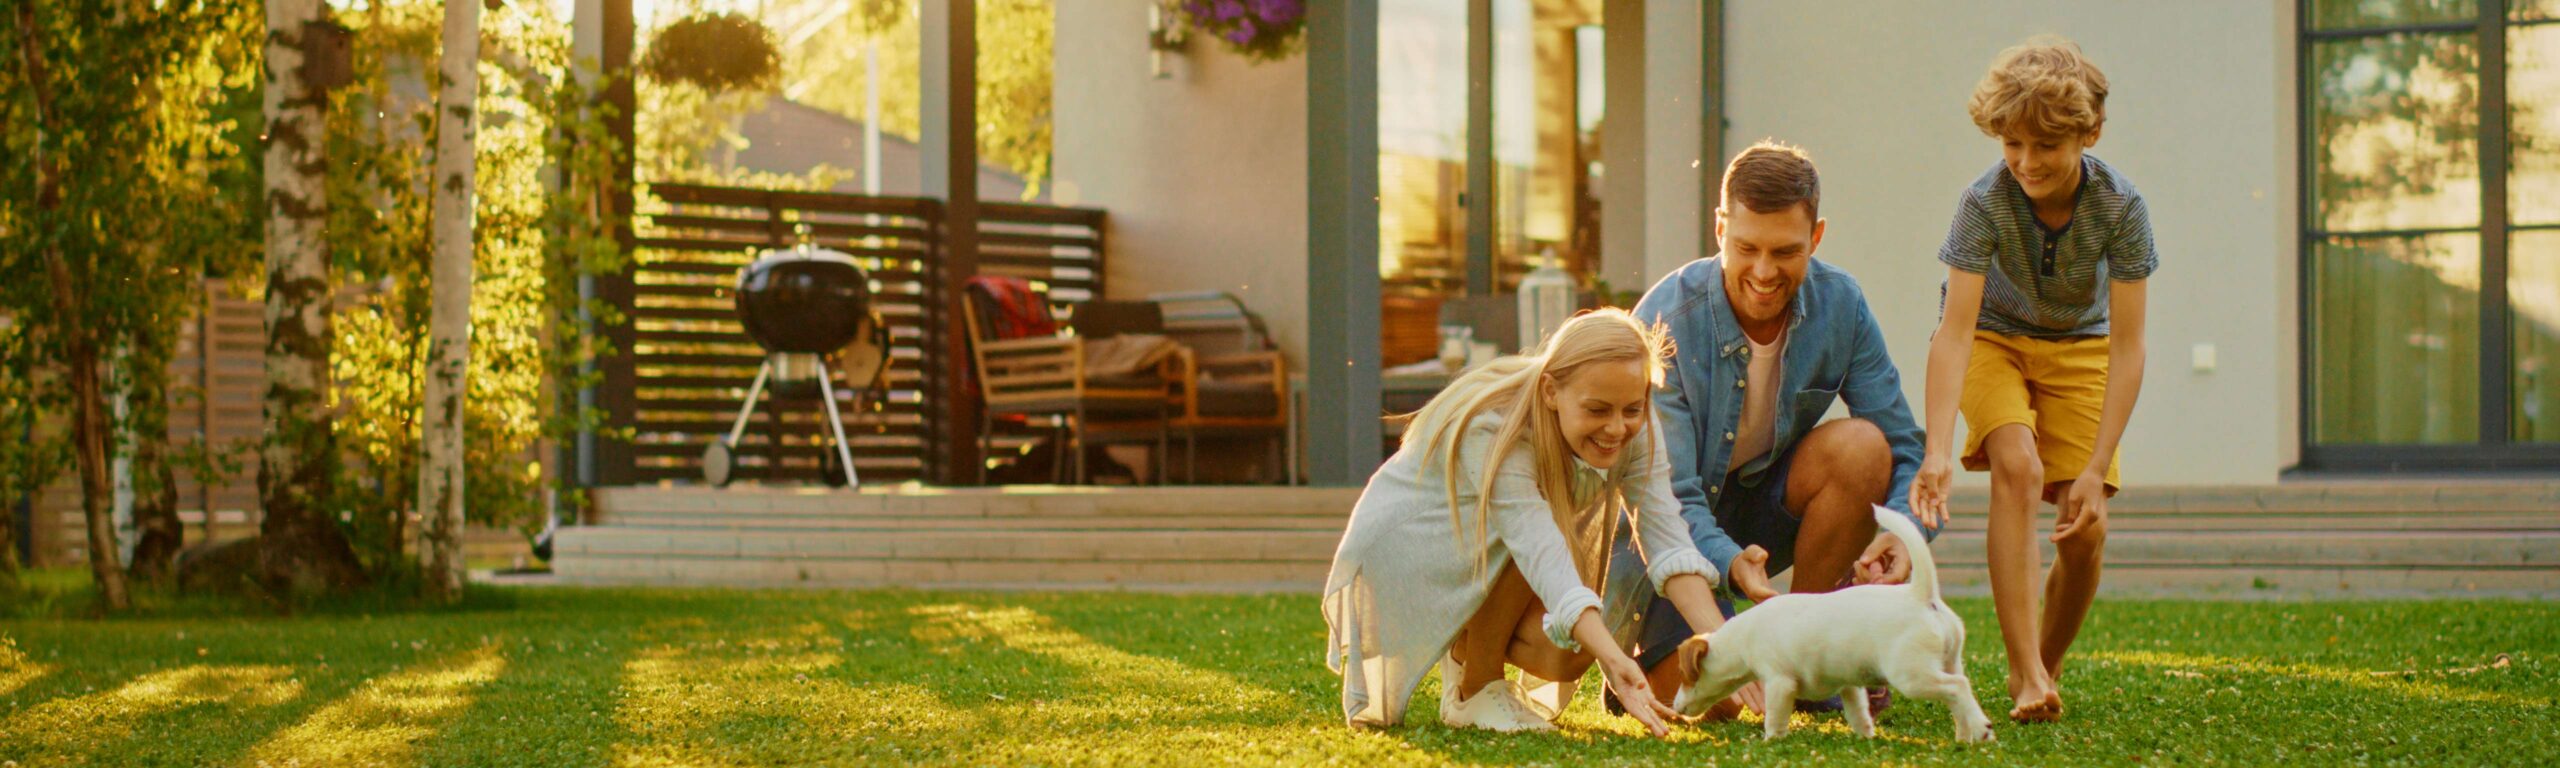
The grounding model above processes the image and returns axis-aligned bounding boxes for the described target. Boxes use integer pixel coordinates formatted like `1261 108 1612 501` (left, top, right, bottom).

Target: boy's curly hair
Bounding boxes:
1968 36 2109 139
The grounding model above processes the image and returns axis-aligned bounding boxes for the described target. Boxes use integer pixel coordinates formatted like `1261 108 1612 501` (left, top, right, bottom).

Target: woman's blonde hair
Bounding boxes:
1399 308 1674 587
1968 36 2109 140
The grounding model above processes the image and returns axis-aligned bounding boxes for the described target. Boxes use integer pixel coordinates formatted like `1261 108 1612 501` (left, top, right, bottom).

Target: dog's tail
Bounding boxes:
1873 505 1940 605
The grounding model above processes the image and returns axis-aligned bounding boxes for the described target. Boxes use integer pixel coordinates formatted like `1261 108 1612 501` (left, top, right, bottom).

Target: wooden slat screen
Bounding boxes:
628 183 949 486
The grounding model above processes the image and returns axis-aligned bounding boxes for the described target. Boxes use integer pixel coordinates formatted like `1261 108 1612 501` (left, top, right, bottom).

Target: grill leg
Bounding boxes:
763 392 786 483
708 360 775 486
723 360 774 446
814 361 860 489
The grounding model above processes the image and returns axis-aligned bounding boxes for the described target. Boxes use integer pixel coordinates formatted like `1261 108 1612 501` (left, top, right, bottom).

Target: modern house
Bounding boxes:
19 1 2556 596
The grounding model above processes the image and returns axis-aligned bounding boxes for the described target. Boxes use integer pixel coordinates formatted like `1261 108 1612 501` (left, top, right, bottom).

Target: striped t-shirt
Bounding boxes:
1936 154 2159 337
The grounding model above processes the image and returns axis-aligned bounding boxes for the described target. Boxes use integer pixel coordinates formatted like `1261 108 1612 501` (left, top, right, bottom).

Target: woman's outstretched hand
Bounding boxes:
1601 655 1678 737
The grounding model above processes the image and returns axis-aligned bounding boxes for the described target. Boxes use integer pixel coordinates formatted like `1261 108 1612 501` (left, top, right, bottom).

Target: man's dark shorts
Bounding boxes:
1631 445 1802 672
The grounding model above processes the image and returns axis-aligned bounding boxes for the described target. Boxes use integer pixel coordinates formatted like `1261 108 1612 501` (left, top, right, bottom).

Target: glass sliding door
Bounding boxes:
2301 0 2560 467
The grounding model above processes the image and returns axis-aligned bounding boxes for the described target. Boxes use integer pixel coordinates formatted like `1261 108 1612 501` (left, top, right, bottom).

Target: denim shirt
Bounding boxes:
1631 256 1931 578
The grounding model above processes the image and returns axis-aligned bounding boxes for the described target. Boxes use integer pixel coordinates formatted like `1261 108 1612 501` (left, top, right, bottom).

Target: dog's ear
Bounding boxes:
1674 633 1712 682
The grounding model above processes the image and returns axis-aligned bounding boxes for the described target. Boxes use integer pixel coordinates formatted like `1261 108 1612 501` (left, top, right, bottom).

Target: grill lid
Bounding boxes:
734 247 873 354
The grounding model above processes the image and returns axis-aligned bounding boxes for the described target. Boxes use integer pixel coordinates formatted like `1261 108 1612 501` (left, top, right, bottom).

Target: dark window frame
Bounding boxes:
2296 0 2560 473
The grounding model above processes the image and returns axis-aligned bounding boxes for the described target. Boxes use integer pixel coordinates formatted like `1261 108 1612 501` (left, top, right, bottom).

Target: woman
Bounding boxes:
1323 309 1729 735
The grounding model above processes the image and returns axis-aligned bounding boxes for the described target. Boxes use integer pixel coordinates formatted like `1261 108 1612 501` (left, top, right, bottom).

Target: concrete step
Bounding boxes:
1940 481 2560 515
595 482 2556 522
1927 530 2560 567
554 527 1339 563
593 484 1362 520
598 510 1347 532
551 554 1327 592
1930 512 2560 533
1935 563 2556 598
551 483 2560 594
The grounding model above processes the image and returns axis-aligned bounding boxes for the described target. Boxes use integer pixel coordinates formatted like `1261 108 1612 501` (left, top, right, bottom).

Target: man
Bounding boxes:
1625 140 1934 715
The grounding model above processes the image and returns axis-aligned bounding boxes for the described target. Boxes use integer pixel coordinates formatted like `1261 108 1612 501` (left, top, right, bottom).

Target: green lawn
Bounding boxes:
1 582 2554 767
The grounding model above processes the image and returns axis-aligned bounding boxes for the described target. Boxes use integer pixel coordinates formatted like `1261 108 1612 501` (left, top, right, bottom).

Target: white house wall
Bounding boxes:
1722 0 2295 485
1052 1 1313 366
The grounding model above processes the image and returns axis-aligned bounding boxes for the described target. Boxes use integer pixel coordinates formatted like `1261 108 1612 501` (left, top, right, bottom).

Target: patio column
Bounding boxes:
922 0 983 484
1699 0 1724 265
1306 0 1384 486
1464 0 1492 297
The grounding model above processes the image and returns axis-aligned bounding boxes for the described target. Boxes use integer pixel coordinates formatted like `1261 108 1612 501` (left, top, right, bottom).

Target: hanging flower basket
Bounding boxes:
642 12 782 92
1181 0 1306 63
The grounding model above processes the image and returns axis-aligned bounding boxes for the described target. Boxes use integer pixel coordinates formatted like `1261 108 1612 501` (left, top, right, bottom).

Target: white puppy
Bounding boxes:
1668 505 1995 742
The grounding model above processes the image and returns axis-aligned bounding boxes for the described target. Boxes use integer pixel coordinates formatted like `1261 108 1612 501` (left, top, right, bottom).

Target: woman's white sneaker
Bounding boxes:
1517 672 1574 722
1437 655 1466 722
1441 679 1559 732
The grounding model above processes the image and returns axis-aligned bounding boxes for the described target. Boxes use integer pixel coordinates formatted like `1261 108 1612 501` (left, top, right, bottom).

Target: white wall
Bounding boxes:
1638 0 1706 287
1051 1 1312 365
1723 0 2294 485
1600 0 1710 294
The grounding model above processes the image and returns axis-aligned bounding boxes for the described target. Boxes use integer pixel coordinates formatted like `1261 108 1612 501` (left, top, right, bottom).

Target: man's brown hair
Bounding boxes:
1720 140 1821 222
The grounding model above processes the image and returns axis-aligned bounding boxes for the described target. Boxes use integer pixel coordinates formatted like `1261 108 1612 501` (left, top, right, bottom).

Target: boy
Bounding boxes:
1908 37 2155 724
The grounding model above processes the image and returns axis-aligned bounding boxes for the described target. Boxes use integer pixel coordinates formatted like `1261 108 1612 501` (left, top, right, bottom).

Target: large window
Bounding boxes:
1377 0 1605 367
2302 0 2560 468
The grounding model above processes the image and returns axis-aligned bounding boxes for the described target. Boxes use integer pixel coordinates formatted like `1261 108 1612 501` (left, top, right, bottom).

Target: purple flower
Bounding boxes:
1248 0 1302 24
1186 0 1301 57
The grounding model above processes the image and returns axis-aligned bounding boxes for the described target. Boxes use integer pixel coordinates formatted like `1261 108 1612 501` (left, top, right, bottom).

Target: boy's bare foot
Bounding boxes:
2007 676 2063 723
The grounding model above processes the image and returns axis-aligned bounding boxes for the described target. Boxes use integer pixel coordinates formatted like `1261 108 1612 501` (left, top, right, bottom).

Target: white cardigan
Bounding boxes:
1321 412 1716 727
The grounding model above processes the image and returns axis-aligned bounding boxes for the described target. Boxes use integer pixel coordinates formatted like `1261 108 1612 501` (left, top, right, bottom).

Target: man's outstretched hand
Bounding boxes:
1728 546 1780 602
1854 531 1913 585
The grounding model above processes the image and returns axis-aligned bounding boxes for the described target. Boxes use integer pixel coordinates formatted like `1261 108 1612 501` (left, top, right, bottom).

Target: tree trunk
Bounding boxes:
0 492 18 590
129 325 186 585
420 0 480 603
0 370 38 593
16 2 131 610
258 0 367 596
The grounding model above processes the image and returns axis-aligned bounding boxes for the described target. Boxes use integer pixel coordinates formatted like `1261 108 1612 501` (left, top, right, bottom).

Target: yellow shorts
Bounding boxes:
1958 330 2120 502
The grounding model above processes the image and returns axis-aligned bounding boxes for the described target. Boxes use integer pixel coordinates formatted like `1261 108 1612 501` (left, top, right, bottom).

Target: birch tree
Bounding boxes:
420 0 481 602
260 0 368 594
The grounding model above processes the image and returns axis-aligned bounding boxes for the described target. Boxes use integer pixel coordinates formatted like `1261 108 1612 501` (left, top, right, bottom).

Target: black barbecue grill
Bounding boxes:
701 246 890 488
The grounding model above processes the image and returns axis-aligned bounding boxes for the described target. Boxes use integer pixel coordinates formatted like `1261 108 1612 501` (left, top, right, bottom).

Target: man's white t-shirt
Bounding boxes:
1725 327 1786 474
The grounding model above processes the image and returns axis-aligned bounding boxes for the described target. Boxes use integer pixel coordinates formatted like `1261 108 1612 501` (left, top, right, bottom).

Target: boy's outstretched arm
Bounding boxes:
1913 268 1986 527
2058 278 2146 540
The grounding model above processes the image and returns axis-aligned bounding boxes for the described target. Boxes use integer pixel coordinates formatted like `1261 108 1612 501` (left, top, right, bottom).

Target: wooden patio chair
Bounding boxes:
1151 292 1292 483
962 291 1171 485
